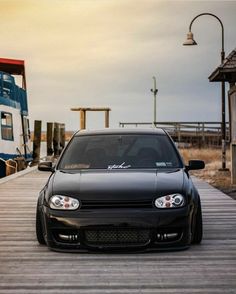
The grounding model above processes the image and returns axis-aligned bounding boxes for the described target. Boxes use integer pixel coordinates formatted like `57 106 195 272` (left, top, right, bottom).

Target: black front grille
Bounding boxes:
84 228 151 247
81 200 153 209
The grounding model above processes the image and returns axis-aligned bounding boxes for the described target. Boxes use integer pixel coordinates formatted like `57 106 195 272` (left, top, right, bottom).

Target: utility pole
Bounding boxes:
151 76 158 125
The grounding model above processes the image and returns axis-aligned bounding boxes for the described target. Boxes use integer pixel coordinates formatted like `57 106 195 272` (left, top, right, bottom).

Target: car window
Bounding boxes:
58 134 182 170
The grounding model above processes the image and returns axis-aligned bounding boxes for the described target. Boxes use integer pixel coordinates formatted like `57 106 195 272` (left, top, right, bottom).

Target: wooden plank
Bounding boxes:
71 107 111 112
0 171 236 293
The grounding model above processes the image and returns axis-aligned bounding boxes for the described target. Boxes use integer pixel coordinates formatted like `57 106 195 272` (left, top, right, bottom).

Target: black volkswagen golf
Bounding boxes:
36 128 204 252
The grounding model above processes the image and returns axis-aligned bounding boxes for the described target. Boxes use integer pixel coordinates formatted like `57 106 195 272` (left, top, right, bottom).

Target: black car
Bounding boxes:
36 128 204 252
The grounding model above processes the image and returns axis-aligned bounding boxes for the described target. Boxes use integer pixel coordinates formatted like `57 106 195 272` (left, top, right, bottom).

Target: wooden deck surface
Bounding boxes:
0 169 236 293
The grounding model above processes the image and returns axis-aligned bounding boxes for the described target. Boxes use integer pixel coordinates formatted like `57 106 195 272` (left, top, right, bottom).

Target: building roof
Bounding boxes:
209 48 236 82
0 58 25 75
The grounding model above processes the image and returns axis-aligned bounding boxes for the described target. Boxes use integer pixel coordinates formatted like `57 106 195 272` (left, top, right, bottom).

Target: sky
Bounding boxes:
1 0 236 131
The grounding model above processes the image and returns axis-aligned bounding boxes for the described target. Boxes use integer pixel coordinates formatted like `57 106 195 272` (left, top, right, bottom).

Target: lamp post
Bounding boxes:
183 13 227 170
151 76 158 125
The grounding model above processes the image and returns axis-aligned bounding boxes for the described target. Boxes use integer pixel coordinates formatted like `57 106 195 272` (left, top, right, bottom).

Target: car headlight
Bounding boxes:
154 194 185 209
49 195 80 210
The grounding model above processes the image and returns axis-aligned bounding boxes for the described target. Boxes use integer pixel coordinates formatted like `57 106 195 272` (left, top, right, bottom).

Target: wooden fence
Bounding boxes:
119 121 230 148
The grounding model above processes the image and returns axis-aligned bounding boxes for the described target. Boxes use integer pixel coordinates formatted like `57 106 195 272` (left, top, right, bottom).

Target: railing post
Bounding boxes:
32 120 42 164
202 123 205 147
53 122 60 157
60 123 66 152
47 122 54 156
80 110 86 129
177 123 181 142
197 123 201 148
105 110 109 128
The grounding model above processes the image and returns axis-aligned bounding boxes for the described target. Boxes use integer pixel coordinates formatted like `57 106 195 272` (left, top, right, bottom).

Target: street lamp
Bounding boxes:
183 13 227 170
151 76 158 125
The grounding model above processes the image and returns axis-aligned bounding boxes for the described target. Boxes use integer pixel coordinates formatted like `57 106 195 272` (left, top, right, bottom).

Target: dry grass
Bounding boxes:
179 148 235 199
180 148 230 165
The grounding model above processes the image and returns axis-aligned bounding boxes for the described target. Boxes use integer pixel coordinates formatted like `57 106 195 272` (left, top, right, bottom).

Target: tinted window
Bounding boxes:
58 134 182 170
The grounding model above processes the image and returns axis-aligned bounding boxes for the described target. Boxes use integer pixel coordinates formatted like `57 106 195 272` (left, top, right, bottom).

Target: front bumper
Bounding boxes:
42 206 192 252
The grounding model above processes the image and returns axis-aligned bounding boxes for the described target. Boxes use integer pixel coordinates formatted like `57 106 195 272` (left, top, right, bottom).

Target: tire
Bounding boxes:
36 201 46 245
191 199 203 244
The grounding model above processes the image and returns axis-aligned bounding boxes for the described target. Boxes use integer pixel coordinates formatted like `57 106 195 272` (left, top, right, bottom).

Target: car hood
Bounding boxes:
51 169 185 201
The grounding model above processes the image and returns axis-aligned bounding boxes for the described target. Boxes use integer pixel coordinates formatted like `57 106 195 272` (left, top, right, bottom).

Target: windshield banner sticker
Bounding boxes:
108 162 131 170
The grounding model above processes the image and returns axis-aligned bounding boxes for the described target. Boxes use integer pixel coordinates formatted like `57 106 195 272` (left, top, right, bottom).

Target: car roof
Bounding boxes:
74 128 166 136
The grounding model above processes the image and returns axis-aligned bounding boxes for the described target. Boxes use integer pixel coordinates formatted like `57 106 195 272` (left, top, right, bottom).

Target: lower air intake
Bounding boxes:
84 228 150 247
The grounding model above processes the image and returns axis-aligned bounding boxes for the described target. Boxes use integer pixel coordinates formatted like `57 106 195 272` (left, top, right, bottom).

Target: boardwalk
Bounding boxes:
0 169 236 293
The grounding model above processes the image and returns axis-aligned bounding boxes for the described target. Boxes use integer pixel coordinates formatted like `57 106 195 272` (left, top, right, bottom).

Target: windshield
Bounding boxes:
58 134 182 170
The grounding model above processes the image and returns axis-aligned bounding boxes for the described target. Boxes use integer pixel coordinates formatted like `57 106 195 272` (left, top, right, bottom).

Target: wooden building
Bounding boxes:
209 48 236 184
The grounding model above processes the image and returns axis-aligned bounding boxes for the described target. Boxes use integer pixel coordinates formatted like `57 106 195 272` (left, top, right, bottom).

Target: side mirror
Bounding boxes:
38 161 53 172
186 160 205 171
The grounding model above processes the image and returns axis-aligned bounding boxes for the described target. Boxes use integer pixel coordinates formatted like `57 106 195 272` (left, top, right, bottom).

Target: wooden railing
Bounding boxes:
119 121 230 147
